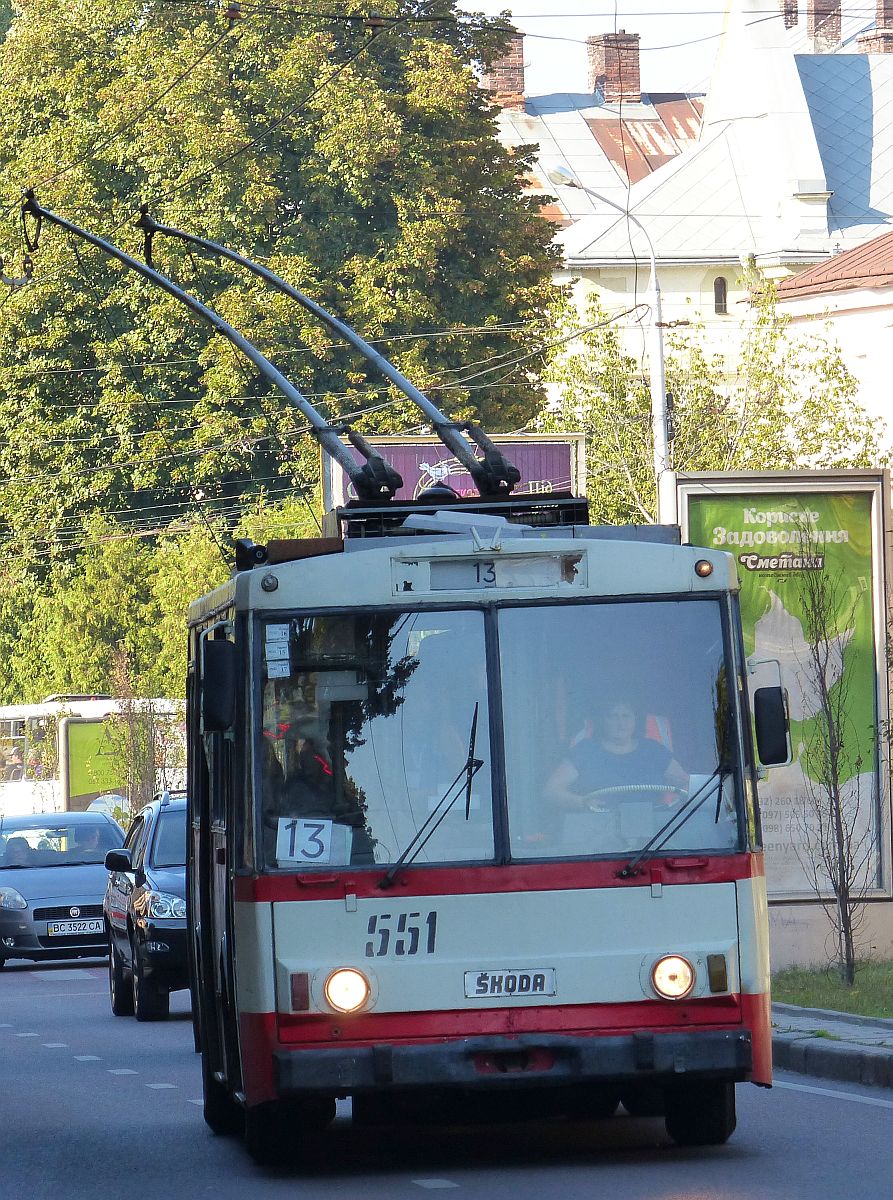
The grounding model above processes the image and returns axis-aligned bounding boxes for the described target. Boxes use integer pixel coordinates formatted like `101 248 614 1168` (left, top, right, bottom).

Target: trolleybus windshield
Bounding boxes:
256 597 743 871
501 598 741 860
258 610 493 869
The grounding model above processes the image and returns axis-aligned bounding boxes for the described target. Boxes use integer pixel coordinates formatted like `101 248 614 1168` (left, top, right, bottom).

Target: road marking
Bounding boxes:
108 1068 138 1075
146 1083 178 1090
775 1080 893 1110
42 1043 68 1048
187 1099 203 1106
28 991 106 998
0 1023 12 1028
412 1182 459 1190
31 969 95 980
74 1055 102 1062
16 1032 39 1038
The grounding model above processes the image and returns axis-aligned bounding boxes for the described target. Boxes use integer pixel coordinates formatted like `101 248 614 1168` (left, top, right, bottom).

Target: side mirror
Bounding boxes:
754 686 791 766
105 848 132 873
202 639 237 731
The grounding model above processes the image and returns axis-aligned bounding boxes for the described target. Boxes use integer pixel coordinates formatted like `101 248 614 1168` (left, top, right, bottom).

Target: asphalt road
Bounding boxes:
1 959 892 1199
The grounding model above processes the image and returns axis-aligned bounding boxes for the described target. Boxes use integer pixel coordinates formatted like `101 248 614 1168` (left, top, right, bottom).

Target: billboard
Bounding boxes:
679 471 890 901
321 434 586 509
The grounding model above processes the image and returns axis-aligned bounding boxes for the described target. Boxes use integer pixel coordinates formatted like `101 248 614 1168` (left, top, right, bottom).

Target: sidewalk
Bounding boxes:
772 1002 893 1089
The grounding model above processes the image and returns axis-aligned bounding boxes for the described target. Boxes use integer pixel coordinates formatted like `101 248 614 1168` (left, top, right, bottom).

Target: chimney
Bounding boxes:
587 30 641 103
857 2 893 52
481 31 526 111
807 1 841 50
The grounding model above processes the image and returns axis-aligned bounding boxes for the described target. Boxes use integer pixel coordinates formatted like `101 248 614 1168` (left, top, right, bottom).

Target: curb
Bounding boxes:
772 1025 893 1091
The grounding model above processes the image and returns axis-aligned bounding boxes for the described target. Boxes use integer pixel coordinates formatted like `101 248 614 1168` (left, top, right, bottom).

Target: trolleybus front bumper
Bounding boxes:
273 1028 753 1096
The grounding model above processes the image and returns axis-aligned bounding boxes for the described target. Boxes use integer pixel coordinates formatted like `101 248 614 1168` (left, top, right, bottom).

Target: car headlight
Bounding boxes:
651 954 695 1000
324 967 370 1013
146 891 186 918
0 887 27 911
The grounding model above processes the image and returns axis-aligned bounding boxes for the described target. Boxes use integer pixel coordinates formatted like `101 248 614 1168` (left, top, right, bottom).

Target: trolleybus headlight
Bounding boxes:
324 967 370 1013
651 955 695 1000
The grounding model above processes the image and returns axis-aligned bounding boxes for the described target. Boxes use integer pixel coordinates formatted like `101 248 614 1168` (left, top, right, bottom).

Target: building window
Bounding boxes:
714 276 728 315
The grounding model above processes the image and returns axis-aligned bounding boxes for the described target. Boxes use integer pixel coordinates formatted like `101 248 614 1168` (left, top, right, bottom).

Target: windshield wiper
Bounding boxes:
617 767 725 879
379 703 484 890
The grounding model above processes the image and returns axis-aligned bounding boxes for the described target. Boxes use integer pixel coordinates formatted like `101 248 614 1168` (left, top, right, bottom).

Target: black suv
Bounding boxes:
104 792 187 1021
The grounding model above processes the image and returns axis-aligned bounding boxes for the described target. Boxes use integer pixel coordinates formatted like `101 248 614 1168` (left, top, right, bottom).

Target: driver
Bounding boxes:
545 697 688 812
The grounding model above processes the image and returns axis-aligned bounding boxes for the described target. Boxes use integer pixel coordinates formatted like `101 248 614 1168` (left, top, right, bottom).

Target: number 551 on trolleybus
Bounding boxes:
188 500 789 1165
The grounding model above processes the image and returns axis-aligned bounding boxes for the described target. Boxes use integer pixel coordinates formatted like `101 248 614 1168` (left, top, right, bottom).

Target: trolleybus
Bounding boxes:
188 500 788 1164
17 193 786 1167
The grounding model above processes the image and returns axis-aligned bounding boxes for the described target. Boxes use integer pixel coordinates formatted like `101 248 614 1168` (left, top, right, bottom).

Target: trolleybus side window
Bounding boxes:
499 598 742 861
258 610 493 869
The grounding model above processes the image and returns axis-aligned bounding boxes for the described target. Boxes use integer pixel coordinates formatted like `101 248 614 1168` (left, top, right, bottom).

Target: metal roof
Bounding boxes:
796 54 893 246
497 92 704 225
776 227 893 298
495 2 893 268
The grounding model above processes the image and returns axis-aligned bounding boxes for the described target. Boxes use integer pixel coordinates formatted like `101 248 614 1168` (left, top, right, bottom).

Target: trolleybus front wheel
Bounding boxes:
201 1048 243 1137
664 1080 736 1146
244 1098 336 1165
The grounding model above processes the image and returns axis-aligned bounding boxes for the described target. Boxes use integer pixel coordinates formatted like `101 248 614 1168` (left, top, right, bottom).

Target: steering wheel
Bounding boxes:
582 784 687 813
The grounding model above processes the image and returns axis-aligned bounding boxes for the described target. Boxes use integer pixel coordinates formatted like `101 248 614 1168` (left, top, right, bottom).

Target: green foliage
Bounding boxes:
772 959 893 1015
540 286 887 524
0 494 325 701
0 0 560 559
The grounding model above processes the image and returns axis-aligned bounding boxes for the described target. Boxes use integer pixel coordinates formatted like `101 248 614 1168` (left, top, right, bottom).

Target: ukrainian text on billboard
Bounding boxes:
687 490 881 899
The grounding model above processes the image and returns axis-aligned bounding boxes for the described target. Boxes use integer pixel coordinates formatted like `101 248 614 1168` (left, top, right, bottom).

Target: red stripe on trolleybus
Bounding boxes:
272 994 745 1044
234 852 765 903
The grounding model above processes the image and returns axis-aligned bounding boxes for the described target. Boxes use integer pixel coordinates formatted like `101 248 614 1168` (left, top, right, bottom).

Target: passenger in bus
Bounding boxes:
262 731 374 864
544 697 688 813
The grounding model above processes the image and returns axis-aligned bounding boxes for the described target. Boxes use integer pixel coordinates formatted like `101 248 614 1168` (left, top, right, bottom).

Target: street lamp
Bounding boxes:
545 165 673 524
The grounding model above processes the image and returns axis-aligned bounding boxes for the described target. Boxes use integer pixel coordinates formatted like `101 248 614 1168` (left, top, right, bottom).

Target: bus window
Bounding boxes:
499 599 740 860
258 610 493 869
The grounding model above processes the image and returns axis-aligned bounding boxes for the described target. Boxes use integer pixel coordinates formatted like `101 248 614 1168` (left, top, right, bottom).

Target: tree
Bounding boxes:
792 532 877 984
0 0 560 557
103 648 186 820
0 493 328 703
540 286 887 523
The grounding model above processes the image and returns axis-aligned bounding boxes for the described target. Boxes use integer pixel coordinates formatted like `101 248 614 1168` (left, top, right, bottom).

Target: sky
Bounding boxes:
461 1 730 97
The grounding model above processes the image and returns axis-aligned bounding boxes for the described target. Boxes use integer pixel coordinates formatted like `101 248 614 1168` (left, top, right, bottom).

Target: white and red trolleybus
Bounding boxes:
187 498 789 1165
12 191 782 1164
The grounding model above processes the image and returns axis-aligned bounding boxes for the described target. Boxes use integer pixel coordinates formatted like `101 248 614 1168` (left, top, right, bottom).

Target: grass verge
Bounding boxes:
771 959 893 1019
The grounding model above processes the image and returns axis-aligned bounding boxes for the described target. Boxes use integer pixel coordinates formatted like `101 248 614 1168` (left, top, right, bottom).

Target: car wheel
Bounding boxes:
665 1080 736 1146
131 944 170 1022
244 1098 335 1165
108 940 134 1016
